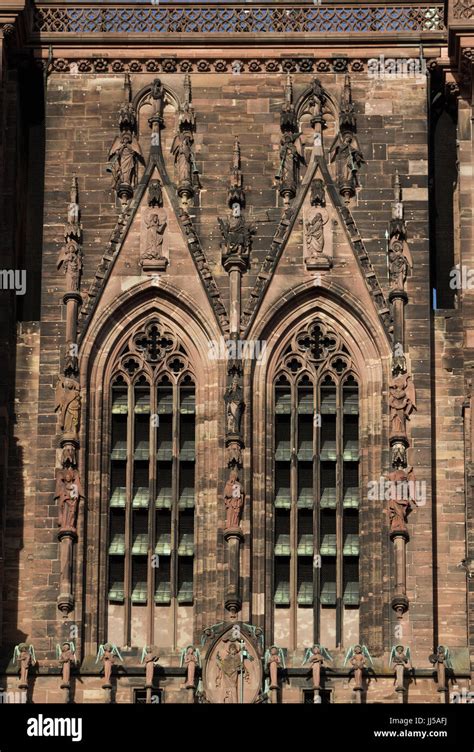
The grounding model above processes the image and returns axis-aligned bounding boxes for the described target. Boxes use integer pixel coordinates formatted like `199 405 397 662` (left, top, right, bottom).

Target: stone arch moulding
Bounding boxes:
77 280 219 652
295 80 338 124
248 282 392 655
133 79 181 120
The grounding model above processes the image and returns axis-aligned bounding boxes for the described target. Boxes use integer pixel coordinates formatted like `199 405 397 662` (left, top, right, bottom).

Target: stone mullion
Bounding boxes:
335 374 344 648
265 376 275 647
460 97 474 672
170 379 180 650
147 380 156 648
290 377 298 650
123 380 135 647
313 374 320 644
95 376 111 651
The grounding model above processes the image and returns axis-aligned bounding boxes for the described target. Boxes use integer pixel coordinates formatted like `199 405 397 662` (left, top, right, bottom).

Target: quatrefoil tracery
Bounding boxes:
112 318 192 384
278 319 355 382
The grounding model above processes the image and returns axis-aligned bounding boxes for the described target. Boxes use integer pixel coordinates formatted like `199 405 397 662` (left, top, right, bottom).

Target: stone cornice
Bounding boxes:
31 51 442 75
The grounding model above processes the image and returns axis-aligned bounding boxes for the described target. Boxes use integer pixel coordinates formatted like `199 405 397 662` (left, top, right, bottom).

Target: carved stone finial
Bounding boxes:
394 170 401 202
124 71 132 103
70 173 78 208
59 175 83 292
184 73 192 107
390 171 406 238
178 74 196 134
227 137 245 208
285 72 293 106
280 73 298 134
64 173 82 241
232 137 240 173
339 74 356 133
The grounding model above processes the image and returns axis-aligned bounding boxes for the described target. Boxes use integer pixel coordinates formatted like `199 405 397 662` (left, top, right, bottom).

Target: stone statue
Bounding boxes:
224 470 245 529
67 199 79 227
302 644 332 689
61 444 77 468
226 440 242 468
151 78 166 118
64 175 81 241
118 102 136 132
330 132 365 196
305 211 328 259
13 643 36 688
310 178 326 207
142 209 167 260
180 645 200 689
277 132 304 195
107 131 144 188
55 376 81 438
389 374 416 440
387 467 416 536
218 213 256 267
55 468 84 534
170 132 194 188
140 646 159 686
57 240 83 291
309 78 325 121
224 373 244 435
264 646 284 690
63 346 79 379
391 441 407 469
96 643 123 687
57 641 77 687
389 237 413 291
390 645 411 690
344 644 372 690
178 100 195 132
429 645 452 690
215 642 249 703
140 180 168 271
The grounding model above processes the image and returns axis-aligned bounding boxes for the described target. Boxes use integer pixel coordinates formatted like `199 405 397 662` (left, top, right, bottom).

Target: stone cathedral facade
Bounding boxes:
0 0 473 704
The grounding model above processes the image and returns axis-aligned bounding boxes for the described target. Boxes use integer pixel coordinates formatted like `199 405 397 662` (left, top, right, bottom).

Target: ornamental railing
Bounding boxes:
452 0 474 20
32 3 446 35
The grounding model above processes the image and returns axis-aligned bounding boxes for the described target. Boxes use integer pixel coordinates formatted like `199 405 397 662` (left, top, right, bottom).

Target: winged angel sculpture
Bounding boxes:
302 644 333 689
344 644 373 689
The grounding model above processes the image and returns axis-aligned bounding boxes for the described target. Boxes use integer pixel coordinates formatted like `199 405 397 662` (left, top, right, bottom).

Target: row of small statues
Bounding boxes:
266 644 451 692
11 642 200 691
12 642 452 693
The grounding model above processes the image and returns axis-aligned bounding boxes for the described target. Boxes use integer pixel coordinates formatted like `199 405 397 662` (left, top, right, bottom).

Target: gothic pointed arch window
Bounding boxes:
107 317 195 647
273 318 360 649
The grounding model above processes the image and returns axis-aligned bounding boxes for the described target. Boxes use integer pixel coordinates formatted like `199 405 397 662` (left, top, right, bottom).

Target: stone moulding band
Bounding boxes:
39 56 439 75
33 4 446 36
